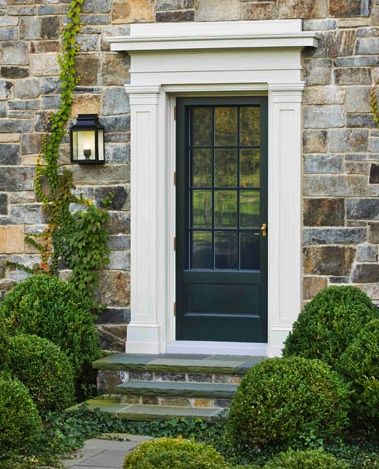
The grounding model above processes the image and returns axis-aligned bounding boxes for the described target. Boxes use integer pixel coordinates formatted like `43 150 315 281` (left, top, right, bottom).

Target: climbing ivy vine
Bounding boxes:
370 87 379 127
24 0 110 303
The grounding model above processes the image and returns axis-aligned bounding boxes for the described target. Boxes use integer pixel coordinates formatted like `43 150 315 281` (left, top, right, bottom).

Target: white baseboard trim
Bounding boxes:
166 341 267 356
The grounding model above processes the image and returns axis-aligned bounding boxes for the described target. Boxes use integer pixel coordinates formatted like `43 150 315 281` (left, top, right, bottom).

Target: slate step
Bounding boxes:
115 380 238 399
93 353 263 375
73 399 225 420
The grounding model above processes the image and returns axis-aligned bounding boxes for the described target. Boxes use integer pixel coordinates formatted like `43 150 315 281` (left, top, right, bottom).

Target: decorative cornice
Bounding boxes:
109 20 318 53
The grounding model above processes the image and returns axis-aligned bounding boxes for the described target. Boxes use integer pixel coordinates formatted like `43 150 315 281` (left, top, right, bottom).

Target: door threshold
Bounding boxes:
166 341 267 356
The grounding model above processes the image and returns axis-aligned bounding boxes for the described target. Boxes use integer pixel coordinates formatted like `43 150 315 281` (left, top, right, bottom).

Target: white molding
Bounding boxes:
110 19 318 52
166 341 267 356
116 20 318 357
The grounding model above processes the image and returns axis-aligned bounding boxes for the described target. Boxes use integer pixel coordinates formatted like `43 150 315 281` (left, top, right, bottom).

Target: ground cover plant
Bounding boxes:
1 408 378 469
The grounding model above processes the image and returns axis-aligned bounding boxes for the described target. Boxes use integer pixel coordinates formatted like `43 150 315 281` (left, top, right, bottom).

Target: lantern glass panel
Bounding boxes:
73 129 96 161
98 129 104 161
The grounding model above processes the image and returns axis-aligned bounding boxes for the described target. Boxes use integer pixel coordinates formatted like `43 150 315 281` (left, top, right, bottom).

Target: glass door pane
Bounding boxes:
188 105 261 271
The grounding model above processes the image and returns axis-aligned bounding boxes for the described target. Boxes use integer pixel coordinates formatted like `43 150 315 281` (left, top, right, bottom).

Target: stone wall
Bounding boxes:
0 0 378 350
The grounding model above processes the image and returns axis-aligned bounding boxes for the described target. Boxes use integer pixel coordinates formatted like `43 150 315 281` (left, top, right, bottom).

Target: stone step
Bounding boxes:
115 380 238 399
93 353 262 375
74 399 225 420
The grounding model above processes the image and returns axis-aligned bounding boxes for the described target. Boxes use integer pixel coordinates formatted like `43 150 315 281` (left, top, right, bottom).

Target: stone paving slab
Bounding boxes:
63 434 151 469
93 353 264 374
115 379 238 398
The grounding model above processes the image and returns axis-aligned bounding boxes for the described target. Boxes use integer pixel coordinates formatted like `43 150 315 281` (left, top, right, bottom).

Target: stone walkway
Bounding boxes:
62 433 152 469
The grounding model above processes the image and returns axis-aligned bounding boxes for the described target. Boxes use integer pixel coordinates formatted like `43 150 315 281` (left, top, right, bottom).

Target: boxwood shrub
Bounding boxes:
225 357 350 448
336 318 379 425
123 437 229 469
7 334 75 412
0 372 42 451
283 286 377 367
0 324 9 371
264 449 349 468
0 274 100 395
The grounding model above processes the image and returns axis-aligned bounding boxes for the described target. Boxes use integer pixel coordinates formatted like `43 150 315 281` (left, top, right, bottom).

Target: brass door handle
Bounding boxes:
261 223 267 237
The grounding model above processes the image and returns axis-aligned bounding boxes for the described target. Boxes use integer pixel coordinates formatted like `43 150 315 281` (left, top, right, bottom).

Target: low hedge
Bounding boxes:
0 372 42 451
0 274 100 395
336 318 379 425
8 334 75 412
283 286 377 367
225 357 350 448
264 449 349 468
123 437 229 469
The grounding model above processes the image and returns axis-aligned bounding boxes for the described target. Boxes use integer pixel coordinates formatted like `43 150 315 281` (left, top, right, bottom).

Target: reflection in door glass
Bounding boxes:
192 108 212 146
240 107 260 146
240 233 260 270
215 231 238 269
191 231 213 269
192 190 212 228
215 190 237 228
240 149 260 187
188 104 263 271
192 149 212 186
240 191 260 228
215 149 237 187
215 107 238 146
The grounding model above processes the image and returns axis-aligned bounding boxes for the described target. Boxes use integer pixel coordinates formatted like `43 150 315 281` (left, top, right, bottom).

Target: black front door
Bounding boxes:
176 97 268 343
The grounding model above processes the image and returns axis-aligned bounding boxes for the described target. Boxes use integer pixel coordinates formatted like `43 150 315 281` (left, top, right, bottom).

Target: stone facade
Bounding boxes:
0 0 378 350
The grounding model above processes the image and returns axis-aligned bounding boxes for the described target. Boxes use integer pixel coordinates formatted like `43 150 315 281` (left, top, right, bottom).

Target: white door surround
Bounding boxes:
109 20 318 357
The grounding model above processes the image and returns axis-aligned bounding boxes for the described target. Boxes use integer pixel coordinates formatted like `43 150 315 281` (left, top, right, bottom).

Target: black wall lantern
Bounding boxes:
70 114 105 164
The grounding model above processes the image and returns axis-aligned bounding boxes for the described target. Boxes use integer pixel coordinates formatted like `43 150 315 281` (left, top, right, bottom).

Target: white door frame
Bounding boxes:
109 20 318 356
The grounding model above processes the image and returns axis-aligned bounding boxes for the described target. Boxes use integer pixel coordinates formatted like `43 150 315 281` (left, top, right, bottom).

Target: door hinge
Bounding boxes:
174 237 176 251
174 302 176 316
174 106 177 120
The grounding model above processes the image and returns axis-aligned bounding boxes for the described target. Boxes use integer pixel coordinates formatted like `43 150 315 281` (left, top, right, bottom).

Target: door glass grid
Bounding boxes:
188 105 261 271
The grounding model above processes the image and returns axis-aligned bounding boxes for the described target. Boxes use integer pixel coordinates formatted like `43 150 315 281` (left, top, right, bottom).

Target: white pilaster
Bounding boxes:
267 84 304 357
125 85 162 354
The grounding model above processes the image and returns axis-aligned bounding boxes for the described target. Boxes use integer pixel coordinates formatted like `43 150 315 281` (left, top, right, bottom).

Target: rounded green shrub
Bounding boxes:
0 324 9 371
336 319 379 425
8 334 75 412
283 286 378 367
0 274 100 394
264 449 349 469
0 372 42 451
225 357 350 448
123 437 229 469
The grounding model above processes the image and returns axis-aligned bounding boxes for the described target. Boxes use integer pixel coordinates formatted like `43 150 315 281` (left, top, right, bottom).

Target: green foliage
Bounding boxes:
0 324 9 371
283 286 378 367
264 449 348 469
0 274 100 396
64 204 110 299
0 373 42 453
23 0 110 305
225 357 350 449
123 437 229 469
336 319 379 426
7 334 75 412
1 407 378 469
371 87 379 127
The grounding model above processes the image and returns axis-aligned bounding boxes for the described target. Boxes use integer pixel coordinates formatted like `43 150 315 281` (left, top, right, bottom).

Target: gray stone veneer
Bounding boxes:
0 0 379 350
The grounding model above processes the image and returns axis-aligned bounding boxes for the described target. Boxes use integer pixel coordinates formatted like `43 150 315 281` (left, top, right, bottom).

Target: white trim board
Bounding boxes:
109 20 318 357
166 341 267 356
